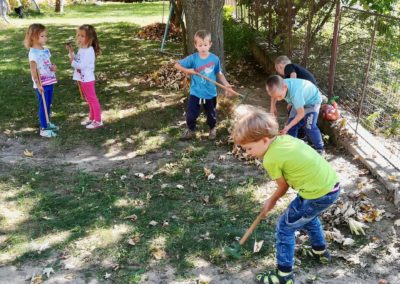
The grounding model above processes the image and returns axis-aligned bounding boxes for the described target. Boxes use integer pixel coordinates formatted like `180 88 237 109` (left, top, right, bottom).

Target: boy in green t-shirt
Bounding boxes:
232 107 340 284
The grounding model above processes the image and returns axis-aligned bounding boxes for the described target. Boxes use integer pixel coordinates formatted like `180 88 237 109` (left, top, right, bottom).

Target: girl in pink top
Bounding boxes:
66 24 103 129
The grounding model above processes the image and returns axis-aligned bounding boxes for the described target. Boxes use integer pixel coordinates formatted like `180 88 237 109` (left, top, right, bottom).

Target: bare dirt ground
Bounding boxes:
0 84 399 284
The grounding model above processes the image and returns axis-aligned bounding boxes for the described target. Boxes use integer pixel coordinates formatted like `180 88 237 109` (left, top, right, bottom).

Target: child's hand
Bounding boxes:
50 64 57 72
279 126 290 135
224 84 235 96
187 69 197 76
38 86 44 95
65 43 73 52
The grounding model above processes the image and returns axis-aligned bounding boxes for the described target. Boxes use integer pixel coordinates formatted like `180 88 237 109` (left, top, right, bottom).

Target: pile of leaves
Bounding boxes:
321 193 390 246
136 23 182 42
134 60 190 90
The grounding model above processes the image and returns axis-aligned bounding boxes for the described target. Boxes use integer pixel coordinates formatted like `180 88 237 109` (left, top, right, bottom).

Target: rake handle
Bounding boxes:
35 68 50 124
194 72 244 98
239 211 265 246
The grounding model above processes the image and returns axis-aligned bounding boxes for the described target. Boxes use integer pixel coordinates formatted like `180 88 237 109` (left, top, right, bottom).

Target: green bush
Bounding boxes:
223 6 255 59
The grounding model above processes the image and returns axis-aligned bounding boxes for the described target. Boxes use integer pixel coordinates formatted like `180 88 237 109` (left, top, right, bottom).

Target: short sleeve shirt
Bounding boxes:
263 135 339 199
284 78 321 109
28 48 57 88
179 52 221 99
284 63 317 85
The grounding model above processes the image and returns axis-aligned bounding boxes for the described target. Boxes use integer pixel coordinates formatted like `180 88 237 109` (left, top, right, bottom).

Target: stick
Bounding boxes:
194 72 244 98
35 68 50 126
239 211 265 245
77 81 84 100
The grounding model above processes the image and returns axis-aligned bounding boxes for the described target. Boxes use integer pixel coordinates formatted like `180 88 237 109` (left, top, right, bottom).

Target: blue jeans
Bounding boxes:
288 105 324 151
35 84 54 129
275 187 340 269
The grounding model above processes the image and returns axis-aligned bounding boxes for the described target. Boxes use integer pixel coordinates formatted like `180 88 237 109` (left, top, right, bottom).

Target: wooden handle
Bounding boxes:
194 72 244 98
239 211 265 245
36 68 50 124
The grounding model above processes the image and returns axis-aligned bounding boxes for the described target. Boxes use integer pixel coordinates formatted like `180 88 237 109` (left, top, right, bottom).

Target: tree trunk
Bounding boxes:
182 0 225 65
55 0 63 13
171 0 183 27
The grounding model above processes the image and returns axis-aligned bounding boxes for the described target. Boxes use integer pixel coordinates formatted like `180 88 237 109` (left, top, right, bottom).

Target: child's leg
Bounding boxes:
303 110 324 151
44 85 53 121
186 95 201 131
204 97 217 129
79 81 93 120
81 81 101 122
35 85 53 129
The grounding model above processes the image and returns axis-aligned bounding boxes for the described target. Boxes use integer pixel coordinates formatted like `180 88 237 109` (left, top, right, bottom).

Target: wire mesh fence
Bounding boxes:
224 1 400 147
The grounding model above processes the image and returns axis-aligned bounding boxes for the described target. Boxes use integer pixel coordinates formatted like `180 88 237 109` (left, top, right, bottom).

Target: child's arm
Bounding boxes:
174 62 196 75
270 98 277 117
281 107 305 134
260 177 289 217
217 72 233 96
29 61 44 95
66 44 75 63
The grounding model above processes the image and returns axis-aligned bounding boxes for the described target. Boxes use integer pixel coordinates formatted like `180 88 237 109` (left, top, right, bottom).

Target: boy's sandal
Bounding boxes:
255 269 294 284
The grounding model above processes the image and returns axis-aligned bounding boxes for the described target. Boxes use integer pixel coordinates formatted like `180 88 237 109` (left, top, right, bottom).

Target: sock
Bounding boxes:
277 265 292 274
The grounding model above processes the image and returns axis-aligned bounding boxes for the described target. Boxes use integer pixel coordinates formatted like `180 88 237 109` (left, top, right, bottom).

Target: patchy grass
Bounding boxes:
0 4 280 283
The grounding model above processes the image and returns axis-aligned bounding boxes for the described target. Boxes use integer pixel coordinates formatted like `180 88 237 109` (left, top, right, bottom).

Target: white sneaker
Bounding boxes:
86 121 103 129
40 129 57 138
81 119 92 126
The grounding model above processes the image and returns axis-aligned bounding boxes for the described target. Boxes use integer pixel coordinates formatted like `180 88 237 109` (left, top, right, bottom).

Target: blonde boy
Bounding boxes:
232 107 340 284
175 30 232 140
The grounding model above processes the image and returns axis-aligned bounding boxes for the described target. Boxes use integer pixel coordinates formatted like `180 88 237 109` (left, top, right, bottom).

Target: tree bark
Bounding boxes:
55 0 64 13
182 0 225 65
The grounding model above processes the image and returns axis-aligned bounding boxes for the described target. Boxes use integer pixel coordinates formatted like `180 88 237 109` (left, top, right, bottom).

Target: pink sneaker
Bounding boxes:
86 121 103 129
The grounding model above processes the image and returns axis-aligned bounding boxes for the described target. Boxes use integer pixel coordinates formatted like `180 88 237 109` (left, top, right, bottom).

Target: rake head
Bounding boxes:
224 242 242 259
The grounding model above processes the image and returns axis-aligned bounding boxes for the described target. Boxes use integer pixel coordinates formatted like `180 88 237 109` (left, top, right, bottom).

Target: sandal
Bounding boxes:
255 269 294 284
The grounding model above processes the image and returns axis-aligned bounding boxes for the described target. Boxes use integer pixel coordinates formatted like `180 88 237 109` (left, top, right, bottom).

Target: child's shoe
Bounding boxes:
86 121 103 129
256 269 294 284
180 129 196 140
80 119 92 126
40 129 57 138
311 249 331 264
48 122 59 131
208 127 217 140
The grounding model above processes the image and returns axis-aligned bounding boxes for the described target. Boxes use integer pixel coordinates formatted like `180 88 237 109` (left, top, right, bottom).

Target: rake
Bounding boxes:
35 68 51 130
224 211 266 259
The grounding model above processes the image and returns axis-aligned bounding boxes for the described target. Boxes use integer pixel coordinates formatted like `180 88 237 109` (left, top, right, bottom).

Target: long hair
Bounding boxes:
78 24 101 57
24 23 46 49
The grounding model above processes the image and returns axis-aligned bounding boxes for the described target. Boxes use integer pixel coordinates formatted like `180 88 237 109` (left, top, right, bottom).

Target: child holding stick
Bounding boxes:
66 24 103 129
24 23 59 138
232 107 340 284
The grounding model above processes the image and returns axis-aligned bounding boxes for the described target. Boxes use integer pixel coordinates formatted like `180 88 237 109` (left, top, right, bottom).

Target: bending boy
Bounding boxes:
232 107 340 284
266 75 324 153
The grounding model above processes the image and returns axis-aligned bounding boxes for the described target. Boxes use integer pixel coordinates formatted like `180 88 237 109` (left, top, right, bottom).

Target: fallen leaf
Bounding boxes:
152 248 166 260
185 168 191 174
149 220 158 226
343 238 355 246
201 195 210 204
147 192 152 200
203 167 212 177
127 235 141 246
161 220 169 227
394 219 400 226
253 240 264 253
124 214 138 222
42 267 54 278
176 184 184 189
4 129 11 135
134 173 145 179
104 272 112 279
348 218 369 235
207 173 216 180
218 155 226 161
24 149 34 157
30 273 43 284
387 175 397 182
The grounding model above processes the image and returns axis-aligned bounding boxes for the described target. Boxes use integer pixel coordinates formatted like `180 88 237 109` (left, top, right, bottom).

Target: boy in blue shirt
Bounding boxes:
266 75 324 153
175 30 232 140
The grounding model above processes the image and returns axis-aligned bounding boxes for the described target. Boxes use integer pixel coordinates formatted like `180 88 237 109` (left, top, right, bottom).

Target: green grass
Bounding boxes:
0 3 280 282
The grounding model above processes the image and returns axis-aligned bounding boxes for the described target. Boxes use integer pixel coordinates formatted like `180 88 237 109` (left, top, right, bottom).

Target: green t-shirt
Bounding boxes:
263 135 339 199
